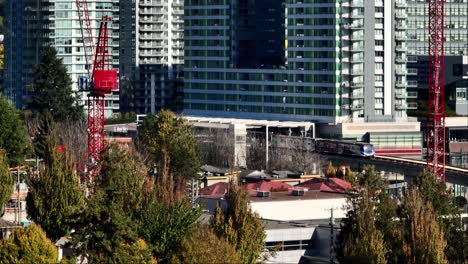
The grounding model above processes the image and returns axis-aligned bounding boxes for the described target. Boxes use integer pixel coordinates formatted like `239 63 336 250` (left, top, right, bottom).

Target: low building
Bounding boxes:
197 182 350 263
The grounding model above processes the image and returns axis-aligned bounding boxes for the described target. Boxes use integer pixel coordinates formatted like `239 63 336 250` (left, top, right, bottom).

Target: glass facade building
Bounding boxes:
406 0 468 114
183 0 409 123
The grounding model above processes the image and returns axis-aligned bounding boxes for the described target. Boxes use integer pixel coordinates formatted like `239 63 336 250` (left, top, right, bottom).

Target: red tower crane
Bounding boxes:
427 0 446 181
75 1 117 180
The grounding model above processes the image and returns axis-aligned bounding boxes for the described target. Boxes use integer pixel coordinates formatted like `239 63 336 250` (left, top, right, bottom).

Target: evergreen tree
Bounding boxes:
172 225 241 264
212 182 266 264
401 188 447 264
0 224 58 263
138 194 201 262
139 110 201 203
0 150 13 216
72 145 151 263
28 46 82 122
32 112 55 159
26 132 84 241
0 96 28 165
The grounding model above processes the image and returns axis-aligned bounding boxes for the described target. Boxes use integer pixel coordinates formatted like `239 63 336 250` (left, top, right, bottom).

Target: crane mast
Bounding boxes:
75 0 117 181
426 0 446 181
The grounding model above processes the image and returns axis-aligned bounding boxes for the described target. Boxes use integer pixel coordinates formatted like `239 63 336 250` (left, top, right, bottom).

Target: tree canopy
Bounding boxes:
27 46 82 122
138 195 201 262
26 131 84 241
139 110 200 203
173 225 241 264
72 145 153 263
340 174 387 264
0 150 13 216
0 224 58 263
338 167 457 264
212 182 266 264
401 188 447 264
0 96 29 165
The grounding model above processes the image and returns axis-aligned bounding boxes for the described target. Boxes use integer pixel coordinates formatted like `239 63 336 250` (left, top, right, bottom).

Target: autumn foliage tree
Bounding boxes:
212 183 266 264
325 161 336 178
0 224 58 263
401 188 447 264
414 170 467 263
172 225 241 264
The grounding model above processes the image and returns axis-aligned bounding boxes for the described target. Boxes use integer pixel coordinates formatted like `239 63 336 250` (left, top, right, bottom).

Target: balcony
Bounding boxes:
395 92 406 99
407 68 418 75
395 103 407 110
351 81 364 87
351 104 363 110
407 102 418 109
407 91 418 98
407 81 418 88
395 45 406 52
350 1 364 7
396 81 407 87
395 56 406 63
140 0 165 7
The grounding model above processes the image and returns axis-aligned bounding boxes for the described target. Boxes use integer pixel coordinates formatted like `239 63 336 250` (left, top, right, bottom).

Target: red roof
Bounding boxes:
246 180 293 194
296 177 352 193
199 182 229 196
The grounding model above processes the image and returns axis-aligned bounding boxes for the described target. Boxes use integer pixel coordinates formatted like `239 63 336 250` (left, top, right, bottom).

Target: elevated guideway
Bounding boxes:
323 154 468 186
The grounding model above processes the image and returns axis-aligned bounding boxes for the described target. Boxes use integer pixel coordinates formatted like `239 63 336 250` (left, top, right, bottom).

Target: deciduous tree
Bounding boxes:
0 96 28 165
339 166 388 264
325 161 336 178
27 47 82 122
139 110 201 203
414 170 467 263
26 132 84 241
340 187 387 264
401 188 447 264
172 225 241 264
0 224 58 263
212 182 266 264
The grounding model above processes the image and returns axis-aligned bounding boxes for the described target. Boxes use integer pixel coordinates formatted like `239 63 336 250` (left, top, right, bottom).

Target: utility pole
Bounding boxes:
16 167 20 225
265 125 269 170
329 208 335 263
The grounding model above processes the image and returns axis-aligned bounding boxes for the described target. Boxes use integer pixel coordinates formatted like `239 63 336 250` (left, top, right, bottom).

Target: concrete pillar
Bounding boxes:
230 124 247 168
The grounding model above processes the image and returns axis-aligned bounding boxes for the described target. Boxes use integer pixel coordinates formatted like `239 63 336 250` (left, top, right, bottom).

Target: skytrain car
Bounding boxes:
272 135 375 157
314 139 375 157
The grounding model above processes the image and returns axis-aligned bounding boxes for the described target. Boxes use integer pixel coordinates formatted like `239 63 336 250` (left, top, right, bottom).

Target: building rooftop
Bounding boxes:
263 218 341 230
185 116 315 129
246 181 293 194
199 182 229 196
249 190 346 203
296 178 352 194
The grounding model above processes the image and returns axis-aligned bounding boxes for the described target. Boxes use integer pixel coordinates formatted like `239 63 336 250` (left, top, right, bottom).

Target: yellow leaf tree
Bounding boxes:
0 224 58 263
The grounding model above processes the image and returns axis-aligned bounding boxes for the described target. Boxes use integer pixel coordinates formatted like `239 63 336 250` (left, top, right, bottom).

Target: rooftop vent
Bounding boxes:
292 189 306 196
256 191 271 198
